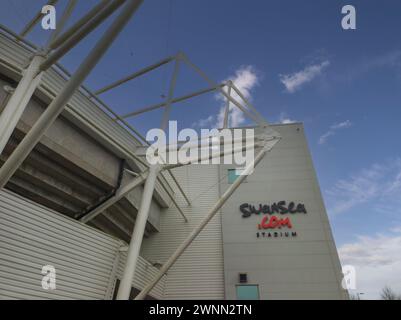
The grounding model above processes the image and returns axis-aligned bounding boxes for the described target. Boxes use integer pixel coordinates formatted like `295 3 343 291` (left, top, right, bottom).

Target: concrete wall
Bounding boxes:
0 78 121 189
219 123 348 300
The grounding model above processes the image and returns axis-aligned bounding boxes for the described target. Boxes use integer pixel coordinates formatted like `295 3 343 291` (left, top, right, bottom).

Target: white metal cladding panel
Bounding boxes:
116 253 166 300
0 189 123 300
0 32 29 69
141 165 225 299
0 189 167 300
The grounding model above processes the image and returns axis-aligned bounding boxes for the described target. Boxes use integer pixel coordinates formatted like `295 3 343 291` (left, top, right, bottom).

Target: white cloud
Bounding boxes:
280 60 330 93
278 112 297 124
216 65 259 128
191 115 214 128
347 50 401 81
332 159 401 299
193 65 259 129
318 120 352 145
326 158 401 215
338 228 401 299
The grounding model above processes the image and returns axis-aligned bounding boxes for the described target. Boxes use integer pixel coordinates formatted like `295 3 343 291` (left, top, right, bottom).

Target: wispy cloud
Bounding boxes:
193 65 259 128
279 60 330 93
278 112 297 124
318 120 352 145
216 65 259 128
349 50 401 79
326 158 401 215
191 115 214 128
338 228 401 299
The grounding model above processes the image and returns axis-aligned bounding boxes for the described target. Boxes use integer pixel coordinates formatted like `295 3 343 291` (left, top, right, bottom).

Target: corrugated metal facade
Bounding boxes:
0 190 165 300
116 252 166 299
141 164 225 299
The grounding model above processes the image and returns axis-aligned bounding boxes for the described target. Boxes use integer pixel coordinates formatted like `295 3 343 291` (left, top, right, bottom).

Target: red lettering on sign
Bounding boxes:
258 216 292 229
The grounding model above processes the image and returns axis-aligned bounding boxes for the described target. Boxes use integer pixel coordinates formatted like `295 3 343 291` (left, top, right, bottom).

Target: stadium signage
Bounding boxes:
239 201 307 238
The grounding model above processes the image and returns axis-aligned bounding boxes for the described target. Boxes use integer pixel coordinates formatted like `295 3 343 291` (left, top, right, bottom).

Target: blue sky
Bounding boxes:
1 0 401 299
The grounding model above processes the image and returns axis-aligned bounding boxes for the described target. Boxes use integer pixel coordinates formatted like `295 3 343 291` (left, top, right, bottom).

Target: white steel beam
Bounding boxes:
117 164 159 299
48 0 109 50
166 169 191 207
160 54 180 131
135 147 269 300
86 88 192 208
223 80 232 128
181 54 268 127
161 140 272 171
230 82 267 126
79 170 149 223
46 0 77 46
0 54 45 155
117 83 226 119
94 55 175 95
0 0 144 189
0 0 78 156
40 0 126 72
157 178 188 222
19 0 59 38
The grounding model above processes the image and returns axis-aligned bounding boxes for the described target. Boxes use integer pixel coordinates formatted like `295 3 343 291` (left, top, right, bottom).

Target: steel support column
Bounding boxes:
79 170 149 223
0 54 45 155
223 80 232 128
116 164 159 300
135 148 268 300
40 0 127 72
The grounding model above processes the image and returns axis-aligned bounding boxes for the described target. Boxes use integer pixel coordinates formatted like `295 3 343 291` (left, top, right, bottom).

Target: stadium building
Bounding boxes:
0 3 348 300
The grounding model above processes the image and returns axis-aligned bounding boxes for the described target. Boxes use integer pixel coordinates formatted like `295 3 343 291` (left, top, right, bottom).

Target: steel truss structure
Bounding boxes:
0 0 281 300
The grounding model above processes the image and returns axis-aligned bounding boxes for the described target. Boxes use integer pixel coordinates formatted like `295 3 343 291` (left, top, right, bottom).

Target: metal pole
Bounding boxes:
88 90 150 145
117 164 159 300
94 56 175 95
162 141 263 171
160 54 180 131
19 0 59 38
0 0 77 155
0 54 45 155
167 170 191 206
48 0 109 50
79 170 149 223
0 0 144 189
158 179 188 222
135 148 268 300
223 80 232 128
230 83 267 125
117 83 225 119
181 54 268 127
46 0 77 47
86 89 191 208
40 0 126 72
